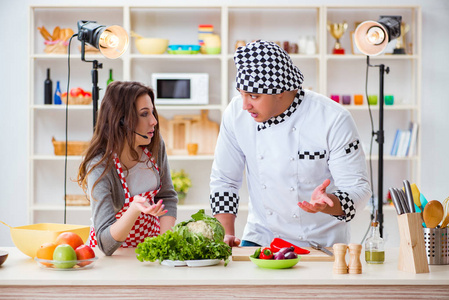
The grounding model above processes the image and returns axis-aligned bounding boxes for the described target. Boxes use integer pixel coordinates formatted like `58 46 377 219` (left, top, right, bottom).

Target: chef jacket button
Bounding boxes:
262 185 266 189
267 211 273 215
290 157 295 161
292 214 297 218
259 155 263 160
290 187 295 191
298 236 303 240
292 127 296 131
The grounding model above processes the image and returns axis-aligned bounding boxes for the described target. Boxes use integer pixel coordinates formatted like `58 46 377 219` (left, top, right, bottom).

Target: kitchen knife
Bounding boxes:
309 241 334 256
389 187 402 215
403 180 416 213
393 188 405 214
396 188 410 213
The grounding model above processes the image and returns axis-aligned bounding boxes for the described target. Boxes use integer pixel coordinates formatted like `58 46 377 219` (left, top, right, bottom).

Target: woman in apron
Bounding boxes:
77 81 178 256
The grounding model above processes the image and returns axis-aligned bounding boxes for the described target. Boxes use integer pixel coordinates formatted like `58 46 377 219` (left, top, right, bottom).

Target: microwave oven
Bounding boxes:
151 73 209 105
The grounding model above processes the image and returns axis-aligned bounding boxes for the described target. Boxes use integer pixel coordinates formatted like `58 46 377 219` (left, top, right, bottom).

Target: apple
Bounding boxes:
75 245 95 267
53 244 77 269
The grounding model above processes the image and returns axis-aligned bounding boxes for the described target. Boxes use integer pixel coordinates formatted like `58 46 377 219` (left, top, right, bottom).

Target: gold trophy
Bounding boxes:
327 21 348 54
393 22 410 54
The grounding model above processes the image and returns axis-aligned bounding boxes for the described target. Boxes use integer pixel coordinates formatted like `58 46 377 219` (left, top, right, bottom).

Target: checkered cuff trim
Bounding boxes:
257 89 304 131
333 190 356 222
345 139 360 154
210 192 239 215
298 150 326 160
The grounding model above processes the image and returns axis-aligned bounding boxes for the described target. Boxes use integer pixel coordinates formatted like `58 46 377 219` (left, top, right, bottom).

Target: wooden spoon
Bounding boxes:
0 220 13 229
130 31 144 39
441 214 449 228
423 200 444 228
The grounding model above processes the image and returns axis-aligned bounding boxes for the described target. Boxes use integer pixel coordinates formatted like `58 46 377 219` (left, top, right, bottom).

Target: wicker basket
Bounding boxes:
62 95 92 105
44 40 68 54
52 137 89 156
65 194 90 206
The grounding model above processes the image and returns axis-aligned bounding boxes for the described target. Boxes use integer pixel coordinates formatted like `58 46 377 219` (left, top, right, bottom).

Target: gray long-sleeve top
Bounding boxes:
87 139 177 256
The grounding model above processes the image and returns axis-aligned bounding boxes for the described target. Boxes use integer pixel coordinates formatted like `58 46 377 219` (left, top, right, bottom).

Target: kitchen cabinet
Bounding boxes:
28 5 421 232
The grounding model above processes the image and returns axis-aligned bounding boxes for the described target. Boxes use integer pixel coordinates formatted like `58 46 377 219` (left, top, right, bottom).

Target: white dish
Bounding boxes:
161 260 187 267
185 259 221 267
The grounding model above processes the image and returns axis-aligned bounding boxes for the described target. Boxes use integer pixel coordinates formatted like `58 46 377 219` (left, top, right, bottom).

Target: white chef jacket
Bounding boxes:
210 89 371 247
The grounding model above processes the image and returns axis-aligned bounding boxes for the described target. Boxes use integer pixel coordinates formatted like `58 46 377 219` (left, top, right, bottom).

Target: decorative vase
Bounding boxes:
177 192 187 205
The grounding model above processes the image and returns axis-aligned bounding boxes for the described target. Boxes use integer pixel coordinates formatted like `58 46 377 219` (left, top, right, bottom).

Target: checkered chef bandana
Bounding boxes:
234 40 304 94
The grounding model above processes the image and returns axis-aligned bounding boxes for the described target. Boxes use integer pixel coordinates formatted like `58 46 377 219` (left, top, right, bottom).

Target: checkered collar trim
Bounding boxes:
257 89 304 131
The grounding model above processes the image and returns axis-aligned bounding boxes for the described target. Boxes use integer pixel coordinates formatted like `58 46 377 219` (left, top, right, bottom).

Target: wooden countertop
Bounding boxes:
1 247 448 298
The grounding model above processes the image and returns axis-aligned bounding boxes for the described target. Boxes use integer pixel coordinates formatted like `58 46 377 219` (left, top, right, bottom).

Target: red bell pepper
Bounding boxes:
259 247 274 259
270 238 310 255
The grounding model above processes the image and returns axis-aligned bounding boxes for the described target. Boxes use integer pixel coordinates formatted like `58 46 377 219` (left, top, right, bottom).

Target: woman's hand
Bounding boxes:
130 195 167 217
298 179 334 213
223 234 241 247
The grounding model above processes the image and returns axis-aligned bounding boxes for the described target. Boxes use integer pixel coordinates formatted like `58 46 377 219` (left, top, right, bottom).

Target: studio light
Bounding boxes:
354 16 401 56
77 20 129 59
76 21 129 127
354 16 402 237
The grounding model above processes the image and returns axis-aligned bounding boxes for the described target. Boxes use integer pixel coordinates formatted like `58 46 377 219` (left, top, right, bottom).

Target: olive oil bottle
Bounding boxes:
365 219 385 264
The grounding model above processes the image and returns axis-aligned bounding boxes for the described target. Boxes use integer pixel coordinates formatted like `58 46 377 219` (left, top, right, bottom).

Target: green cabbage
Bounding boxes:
135 209 231 266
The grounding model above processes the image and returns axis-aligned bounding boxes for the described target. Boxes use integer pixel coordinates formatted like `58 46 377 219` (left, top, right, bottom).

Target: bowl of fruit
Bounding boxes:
249 246 301 269
34 232 97 270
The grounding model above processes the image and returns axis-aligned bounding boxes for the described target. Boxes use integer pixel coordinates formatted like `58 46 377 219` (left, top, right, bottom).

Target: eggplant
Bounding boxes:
278 246 294 256
284 251 298 259
274 252 285 260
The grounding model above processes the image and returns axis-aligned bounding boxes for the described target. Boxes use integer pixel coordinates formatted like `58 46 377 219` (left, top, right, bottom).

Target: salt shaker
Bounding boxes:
333 243 348 274
348 243 362 274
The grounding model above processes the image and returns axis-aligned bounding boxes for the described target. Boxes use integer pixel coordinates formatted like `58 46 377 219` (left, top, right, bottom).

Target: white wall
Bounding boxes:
1 0 448 247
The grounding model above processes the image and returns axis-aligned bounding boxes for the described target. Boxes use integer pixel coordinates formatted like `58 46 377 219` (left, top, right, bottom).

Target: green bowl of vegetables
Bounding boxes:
249 256 300 269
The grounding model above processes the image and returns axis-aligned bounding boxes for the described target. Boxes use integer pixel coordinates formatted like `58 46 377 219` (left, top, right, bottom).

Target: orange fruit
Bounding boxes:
55 232 84 250
36 242 57 266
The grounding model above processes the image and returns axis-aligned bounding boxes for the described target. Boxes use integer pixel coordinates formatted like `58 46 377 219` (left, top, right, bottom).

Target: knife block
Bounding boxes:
397 213 429 273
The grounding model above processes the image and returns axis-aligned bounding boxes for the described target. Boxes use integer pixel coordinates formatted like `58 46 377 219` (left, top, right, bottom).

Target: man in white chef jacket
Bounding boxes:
209 40 371 248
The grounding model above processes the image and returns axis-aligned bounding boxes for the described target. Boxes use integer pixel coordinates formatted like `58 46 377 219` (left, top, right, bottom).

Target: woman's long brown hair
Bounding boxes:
77 81 160 198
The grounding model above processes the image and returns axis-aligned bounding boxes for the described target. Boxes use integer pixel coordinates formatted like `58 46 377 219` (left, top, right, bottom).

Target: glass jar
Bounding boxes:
365 221 385 264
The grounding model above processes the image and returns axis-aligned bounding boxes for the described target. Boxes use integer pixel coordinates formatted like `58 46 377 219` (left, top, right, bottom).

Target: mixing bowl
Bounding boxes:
7 223 90 258
135 38 169 54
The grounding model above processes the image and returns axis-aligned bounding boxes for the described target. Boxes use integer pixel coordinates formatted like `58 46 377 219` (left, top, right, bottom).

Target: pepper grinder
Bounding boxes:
333 243 348 274
348 243 362 274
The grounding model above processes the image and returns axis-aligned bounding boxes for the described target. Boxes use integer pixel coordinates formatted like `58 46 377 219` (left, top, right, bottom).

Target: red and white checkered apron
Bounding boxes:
89 148 161 248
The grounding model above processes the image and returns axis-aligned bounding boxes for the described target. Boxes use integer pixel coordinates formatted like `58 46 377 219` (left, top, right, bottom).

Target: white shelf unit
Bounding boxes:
29 5 421 230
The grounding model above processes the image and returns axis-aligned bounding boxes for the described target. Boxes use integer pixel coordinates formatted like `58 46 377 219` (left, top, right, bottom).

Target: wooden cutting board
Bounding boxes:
232 246 334 262
190 110 219 155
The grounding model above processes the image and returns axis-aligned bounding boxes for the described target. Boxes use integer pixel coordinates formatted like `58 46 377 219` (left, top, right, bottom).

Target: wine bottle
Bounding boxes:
107 69 114 85
44 68 52 105
54 81 62 105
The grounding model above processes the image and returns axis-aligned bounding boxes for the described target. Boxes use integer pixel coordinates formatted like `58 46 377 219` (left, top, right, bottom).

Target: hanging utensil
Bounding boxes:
423 200 444 228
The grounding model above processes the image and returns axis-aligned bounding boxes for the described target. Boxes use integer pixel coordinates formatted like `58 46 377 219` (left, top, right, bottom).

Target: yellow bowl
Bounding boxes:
135 38 169 54
10 223 90 258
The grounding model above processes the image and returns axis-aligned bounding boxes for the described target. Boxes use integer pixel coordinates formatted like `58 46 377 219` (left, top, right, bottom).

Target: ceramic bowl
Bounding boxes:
205 47 221 54
135 38 169 54
9 223 89 258
0 250 8 266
